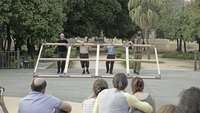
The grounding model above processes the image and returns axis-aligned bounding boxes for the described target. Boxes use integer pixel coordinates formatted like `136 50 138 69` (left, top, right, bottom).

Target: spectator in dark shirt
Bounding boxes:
55 33 68 74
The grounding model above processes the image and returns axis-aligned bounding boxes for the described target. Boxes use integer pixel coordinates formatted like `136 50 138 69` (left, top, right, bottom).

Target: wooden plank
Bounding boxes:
33 75 161 79
39 58 66 61
39 58 157 62
33 75 67 78
34 45 43 75
63 44 72 75
154 46 161 78
42 43 154 47
95 44 100 76
126 44 130 76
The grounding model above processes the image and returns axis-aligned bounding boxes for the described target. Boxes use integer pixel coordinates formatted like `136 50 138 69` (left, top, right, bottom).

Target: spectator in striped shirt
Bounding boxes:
82 79 108 113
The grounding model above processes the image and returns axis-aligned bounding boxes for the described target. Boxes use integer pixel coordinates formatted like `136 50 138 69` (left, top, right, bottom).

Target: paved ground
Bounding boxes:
0 49 199 113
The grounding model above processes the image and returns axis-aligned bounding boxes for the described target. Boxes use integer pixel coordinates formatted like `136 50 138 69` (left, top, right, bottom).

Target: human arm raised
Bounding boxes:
0 89 8 113
124 92 153 113
58 101 72 113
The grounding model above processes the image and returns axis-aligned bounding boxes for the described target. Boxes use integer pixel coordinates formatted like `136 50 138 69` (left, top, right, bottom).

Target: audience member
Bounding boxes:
93 73 153 113
82 79 108 113
130 77 156 113
157 104 185 113
77 37 92 74
178 86 200 113
0 87 8 113
18 78 71 113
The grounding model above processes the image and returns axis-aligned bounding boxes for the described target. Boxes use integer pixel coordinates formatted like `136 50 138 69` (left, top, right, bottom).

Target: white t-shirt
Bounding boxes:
82 98 96 113
0 106 4 113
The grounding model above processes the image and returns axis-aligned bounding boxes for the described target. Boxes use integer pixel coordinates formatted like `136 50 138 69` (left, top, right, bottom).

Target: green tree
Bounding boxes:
64 0 121 38
157 0 185 52
128 0 160 58
105 0 140 40
11 0 67 59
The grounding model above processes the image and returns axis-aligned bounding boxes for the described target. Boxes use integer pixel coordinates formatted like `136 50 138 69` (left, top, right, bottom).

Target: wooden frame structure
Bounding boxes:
33 43 161 79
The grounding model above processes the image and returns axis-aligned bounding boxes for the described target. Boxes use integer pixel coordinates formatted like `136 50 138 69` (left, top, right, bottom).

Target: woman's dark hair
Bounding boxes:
131 77 144 94
178 86 200 113
93 79 108 97
158 104 185 113
113 73 127 90
31 79 47 92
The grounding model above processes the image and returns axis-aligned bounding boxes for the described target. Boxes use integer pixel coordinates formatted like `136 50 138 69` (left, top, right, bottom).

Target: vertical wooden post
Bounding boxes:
154 46 161 77
64 44 71 76
126 44 130 76
34 44 43 75
95 44 100 76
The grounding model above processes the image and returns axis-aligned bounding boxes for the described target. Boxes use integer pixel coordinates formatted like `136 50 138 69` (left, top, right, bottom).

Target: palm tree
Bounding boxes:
128 0 160 59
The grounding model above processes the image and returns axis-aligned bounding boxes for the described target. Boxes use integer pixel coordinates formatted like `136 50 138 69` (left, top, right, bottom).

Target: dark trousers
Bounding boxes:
106 54 115 73
57 51 67 72
80 53 89 68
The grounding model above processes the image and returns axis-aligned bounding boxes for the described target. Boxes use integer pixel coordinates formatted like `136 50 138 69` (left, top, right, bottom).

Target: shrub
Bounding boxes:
30 59 37 68
121 55 133 69
115 50 122 58
70 50 77 58
161 51 197 59
44 49 54 58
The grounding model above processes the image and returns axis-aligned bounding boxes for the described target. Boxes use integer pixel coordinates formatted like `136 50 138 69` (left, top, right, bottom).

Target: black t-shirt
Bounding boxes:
57 39 68 52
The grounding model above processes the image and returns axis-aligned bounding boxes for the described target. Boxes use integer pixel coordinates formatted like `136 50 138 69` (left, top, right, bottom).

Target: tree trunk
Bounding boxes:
177 39 179 52
184 41 186 53
30 45 34 59
0 24 5 51
144 30 150 59
198 41 200 52
6 24 11 51
27 38 31 55
180 38 182 52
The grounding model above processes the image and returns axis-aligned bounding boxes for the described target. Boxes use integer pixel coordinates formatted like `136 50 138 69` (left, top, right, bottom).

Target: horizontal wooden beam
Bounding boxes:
42 43 153 47
33 75 161 79
39 58 157 62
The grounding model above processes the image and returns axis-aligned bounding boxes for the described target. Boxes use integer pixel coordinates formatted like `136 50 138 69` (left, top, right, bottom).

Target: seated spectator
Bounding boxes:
82 79 108 113
130 77 156 113
178 86 200 113
93 73 153 113
157 104 185 113
18 78 72 113
0 87 8 113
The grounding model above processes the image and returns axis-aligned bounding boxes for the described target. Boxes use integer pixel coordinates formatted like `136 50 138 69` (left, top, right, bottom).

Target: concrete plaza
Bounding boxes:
0 68 199 113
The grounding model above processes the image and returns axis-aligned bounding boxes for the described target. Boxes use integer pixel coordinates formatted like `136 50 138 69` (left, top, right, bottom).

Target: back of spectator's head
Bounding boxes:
157 104 185 113
131 77 144 94
31 78 47 93
93 79 108 97
113 73 128 90
178 86 200 113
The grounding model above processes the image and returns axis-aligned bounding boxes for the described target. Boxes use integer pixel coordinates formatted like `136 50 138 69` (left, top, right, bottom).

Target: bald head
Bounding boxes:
31 78 47 92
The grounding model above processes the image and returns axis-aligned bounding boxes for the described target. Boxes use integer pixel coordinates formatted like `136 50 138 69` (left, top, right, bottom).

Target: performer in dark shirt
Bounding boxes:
55 33 68 74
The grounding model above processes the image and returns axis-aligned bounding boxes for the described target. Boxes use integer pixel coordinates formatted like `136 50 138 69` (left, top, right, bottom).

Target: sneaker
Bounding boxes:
61 71 63 74
82 70 85 74
106 70 109 73
110 72 113 74
136 72 139 75
57 71 60 74
86 69 90 74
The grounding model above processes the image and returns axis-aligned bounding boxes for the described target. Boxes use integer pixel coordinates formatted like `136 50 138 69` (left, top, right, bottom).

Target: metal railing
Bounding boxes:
0 48 20 69
194 50 200 71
